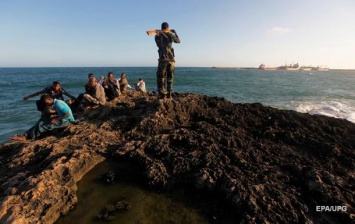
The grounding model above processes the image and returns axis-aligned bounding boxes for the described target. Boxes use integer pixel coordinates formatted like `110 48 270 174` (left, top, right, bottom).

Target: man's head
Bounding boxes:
88 77 98 87
88 73 95 79
52 81 61 91
161 22 169 30
108 72 114 79
121 73 126 78
40 94 54 106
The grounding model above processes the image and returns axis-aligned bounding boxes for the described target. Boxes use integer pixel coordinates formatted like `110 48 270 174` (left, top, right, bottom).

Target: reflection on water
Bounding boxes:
55 159 212 224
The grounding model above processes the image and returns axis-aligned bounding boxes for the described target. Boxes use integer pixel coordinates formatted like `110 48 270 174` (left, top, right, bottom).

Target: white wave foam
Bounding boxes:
296 101 355 123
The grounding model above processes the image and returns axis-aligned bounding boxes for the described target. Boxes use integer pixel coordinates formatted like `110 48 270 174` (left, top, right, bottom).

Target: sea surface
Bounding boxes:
0 67 355 143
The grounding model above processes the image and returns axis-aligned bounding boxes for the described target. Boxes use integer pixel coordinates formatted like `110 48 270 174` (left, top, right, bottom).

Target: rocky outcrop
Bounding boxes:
0 92 354 223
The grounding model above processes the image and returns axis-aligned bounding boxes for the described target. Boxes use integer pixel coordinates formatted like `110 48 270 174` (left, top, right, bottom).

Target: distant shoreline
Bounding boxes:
211 66 355 71
211 66 256 70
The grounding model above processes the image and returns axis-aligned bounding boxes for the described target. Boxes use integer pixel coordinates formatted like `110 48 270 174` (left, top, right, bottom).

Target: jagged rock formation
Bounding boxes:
0 92 354 223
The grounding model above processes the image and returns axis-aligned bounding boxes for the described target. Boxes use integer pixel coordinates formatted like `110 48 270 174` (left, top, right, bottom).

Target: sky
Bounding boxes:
1 0 355 69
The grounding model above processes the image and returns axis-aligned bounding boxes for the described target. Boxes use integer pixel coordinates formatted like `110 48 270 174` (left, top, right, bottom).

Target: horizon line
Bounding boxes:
0 66 355 70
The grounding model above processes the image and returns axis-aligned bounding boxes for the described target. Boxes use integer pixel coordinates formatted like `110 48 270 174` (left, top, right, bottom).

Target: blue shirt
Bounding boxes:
53 99 74 123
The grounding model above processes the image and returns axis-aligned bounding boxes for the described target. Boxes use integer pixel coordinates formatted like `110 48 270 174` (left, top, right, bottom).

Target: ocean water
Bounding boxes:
0 67 354 143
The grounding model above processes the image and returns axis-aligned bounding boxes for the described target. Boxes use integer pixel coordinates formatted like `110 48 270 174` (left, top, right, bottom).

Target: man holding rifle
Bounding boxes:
154 22 180 99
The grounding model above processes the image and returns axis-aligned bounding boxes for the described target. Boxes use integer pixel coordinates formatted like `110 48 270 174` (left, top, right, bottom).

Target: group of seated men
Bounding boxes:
10 72 147 142
81 72 146 108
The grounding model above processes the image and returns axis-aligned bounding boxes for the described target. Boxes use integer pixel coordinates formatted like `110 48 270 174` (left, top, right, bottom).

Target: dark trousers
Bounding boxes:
24 118 69 140
105 83 119 101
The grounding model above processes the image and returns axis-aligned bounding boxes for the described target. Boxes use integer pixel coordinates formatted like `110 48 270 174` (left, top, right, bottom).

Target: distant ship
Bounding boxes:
311 66 329 71
260 63 330 71
276 63 300 71
258 64 276 70
301 65 329 71
300 66 314 71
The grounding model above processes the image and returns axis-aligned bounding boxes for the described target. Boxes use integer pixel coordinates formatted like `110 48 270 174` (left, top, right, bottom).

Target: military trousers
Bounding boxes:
156 60 175 95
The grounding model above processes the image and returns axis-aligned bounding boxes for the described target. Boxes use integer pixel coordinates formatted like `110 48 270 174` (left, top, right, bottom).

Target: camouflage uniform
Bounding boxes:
155 31 180 97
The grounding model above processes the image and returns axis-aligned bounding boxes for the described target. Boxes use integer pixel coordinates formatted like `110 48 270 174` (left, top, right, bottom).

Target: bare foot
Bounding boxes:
85 105 99 110
10 135 27 142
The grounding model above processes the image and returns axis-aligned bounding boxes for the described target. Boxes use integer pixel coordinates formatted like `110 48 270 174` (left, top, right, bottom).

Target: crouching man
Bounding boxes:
10 95 75 141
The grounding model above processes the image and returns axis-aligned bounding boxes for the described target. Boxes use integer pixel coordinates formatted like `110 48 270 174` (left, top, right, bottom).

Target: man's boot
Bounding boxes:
159 93 166 99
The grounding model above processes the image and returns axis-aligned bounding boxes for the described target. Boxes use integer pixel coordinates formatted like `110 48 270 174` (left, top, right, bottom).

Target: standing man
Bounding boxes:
155 22 180 99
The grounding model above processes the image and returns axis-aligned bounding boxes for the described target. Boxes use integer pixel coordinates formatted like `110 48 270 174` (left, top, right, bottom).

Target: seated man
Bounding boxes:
119 73 131 94
23 81 76 101
10 95 75 141
135 78 147 93
81 77 106 109
99 76 107 86
105 72 121 101
75 73 97 105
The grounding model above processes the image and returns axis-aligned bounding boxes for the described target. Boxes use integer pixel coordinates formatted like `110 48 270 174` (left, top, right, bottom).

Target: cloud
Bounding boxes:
268 27 291 35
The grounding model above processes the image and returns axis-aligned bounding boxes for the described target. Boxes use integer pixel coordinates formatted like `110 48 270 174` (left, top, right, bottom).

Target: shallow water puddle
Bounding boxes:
56 159 212 224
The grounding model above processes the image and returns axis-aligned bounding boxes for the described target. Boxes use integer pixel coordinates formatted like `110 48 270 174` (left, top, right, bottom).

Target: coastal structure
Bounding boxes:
312 66 330 71
258 63 330 71
301 65 330 71
213 64 330 71
211 66 255 70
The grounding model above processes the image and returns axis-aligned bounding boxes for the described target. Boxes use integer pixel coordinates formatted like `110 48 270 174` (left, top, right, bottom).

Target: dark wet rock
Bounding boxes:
97 170 116 184
96 201 130 221
0 92 354 223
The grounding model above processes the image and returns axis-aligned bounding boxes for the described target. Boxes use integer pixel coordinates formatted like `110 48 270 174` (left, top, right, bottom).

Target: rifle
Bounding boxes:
146 29 172 36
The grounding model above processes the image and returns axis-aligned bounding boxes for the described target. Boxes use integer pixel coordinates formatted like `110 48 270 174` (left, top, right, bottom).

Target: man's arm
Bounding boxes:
170 30 180 43
23 87 50 100
95 86 107 105
50 112 70 124
61 88 77 100
109 79 119 88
